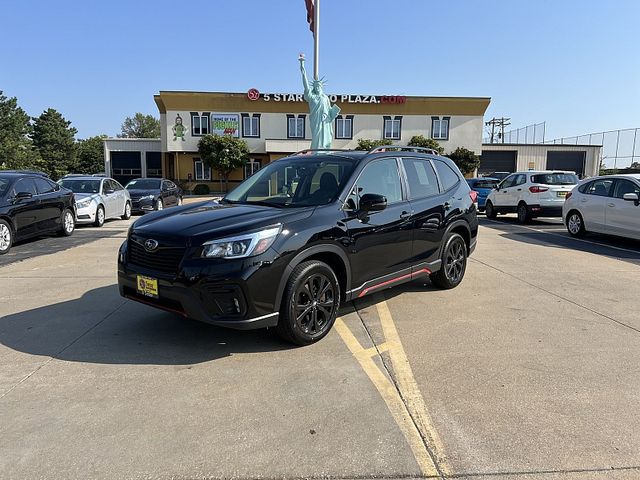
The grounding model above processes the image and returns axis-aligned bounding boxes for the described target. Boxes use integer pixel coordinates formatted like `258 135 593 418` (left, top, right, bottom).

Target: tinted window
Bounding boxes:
586 178 614 197
578 181 591 194
0 177 12 197
472 179 499 189
34 177 55 194
613 179 640 199
433 160 460 191
59 179 101 194
112 180 124 191
402 158 439 198
515 174 527 186
353 158 403 204
12 178 37 196
126 179 161 190
499 175 517 189
531 173 578 185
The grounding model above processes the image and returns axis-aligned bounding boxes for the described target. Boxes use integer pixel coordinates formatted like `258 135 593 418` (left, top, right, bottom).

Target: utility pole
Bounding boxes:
485 117 511 143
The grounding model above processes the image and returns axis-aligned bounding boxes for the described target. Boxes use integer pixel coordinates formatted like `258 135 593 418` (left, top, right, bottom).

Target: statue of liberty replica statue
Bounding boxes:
299 53 340 149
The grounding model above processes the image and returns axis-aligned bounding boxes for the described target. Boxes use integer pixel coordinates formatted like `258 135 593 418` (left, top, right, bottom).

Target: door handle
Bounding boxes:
517 188 522 191
400 211 411 220
607 203 615 207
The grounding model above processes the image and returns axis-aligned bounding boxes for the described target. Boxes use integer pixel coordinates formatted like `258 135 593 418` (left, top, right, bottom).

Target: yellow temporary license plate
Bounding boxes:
557 191 568 197
136 275 158 298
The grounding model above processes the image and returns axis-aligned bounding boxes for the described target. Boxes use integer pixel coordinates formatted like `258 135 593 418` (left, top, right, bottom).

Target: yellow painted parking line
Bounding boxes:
376 300 451 477
334 318 440 478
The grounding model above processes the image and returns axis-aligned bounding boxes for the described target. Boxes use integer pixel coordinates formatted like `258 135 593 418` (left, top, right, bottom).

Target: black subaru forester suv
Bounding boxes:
118 147 478 345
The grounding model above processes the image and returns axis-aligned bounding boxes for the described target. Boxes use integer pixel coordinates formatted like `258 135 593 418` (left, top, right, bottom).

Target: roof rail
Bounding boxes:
293 148 353 156
367 145 439 155
0 169 49 177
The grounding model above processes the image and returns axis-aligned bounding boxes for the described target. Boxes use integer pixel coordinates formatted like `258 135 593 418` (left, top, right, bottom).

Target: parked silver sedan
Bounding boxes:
57 176 132 227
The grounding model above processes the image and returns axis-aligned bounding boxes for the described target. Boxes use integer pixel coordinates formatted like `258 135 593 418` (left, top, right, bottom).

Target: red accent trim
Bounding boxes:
124 294 187 317
357 267 431 298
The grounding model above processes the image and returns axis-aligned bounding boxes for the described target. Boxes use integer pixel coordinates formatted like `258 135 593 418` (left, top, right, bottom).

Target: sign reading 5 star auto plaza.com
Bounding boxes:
247 88 406 104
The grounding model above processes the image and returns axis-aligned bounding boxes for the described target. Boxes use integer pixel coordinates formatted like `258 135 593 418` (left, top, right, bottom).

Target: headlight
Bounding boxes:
201 225 282 259
140 195 154 201
76 199 92 209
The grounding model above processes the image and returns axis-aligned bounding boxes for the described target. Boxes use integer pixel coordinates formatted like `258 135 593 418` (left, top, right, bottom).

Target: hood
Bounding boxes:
74 193 100 202
127 189 158 198
131 201 315 244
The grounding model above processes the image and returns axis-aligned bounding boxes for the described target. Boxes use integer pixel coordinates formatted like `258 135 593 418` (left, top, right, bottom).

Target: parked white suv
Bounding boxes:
563 174 640 239
485 171 579 223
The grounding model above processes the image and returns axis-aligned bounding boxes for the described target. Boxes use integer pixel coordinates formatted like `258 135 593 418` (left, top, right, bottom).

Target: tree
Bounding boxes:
75 135 108 174
0 91 37 170
447 147 480 176
198 134 249 192
355 138 393 151
630 161 640 169
408 135 444 155
118 113 160 138
31 108 77 179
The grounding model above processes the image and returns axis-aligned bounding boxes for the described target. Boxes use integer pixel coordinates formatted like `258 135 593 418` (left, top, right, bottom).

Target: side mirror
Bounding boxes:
359 193 387 214
14 191 33 201
623 193 639 202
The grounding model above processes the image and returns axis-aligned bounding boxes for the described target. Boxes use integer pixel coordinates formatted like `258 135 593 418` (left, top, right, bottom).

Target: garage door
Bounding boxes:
478 150 517 175
110 151 141 185
546 151 585 177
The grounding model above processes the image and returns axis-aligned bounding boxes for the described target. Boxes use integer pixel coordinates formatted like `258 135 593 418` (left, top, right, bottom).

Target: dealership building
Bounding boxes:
104 89 601 189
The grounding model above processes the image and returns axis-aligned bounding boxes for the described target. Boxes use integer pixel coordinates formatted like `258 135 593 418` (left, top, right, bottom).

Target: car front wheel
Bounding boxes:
566 211 586 237
122 202 132 220
94 205 105 227
0 220 13 255
485 201 497 219
277 260 340 346
58 209 75 237
430 233 467 289
156 199 163 211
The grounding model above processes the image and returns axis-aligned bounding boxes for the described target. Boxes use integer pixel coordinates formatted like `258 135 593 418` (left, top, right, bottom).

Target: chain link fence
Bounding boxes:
484 122 546 144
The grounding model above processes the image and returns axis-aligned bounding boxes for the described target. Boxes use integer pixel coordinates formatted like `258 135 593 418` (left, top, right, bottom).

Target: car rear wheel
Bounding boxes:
121 202 132 220
94 205 105 227
277 260 340 346
177 196 183 206
485 201 497 219
517 202 530 224
156 199 163 211
58 209 75 237
566 210 586 237
0 220 13 255
430 233 467 289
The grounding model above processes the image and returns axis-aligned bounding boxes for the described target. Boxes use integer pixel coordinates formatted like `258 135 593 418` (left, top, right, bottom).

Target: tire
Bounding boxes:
276 260 341 346
517 202 530 224
566 210 586 237
121 202 132 220
155 199 163 211
94 205 105 227
58 209 75 237
177 196 183 206
0 219 13 255
429 233 467 290
485 201 497 219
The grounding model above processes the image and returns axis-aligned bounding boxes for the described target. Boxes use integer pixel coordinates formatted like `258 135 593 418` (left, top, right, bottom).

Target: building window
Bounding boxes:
191 112 210 136
287 114 306 139
241 113 261 138
194 159 211 181
383 116 402 140
335 115 353 139
431 116 450 140
244 159 262 179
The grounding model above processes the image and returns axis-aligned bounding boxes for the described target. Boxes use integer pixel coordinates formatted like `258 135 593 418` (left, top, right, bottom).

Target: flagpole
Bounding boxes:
313 0 320 80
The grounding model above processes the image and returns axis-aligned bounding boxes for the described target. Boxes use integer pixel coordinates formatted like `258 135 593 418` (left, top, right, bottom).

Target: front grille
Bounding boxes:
128 240 185 273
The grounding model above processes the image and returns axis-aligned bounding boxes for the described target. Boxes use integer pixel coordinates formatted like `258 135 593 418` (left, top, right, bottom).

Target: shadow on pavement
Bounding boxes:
0 285 292 365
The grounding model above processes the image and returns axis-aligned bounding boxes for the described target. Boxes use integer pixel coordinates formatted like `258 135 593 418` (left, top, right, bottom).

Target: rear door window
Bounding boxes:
433 160 460 191
12 178 37 196
402 158 439 198
586 178 614 197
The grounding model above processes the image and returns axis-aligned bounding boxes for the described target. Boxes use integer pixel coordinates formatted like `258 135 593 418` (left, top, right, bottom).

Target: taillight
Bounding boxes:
565 192 572 200
469 190 478 203
529 186 549 193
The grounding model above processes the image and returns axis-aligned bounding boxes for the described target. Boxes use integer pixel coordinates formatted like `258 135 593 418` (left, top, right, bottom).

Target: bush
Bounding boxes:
408 135 444 155
192 184 211 195
355 138 393 151
447 147 480 176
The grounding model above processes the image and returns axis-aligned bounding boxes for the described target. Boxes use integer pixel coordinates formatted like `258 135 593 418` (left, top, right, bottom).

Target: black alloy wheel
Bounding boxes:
277 260 340 345
429 233 467 289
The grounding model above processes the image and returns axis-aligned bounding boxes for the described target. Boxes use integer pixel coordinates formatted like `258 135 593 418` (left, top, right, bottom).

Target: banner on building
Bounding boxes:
212 114 240 137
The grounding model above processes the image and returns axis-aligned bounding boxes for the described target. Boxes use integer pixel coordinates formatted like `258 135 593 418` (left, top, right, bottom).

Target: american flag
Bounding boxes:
305 0 315 34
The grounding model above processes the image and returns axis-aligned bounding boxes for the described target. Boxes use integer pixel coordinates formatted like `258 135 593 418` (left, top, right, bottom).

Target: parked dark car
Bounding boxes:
125 178 183 214
118 147 478 345
0 171 76 255
466 177 499 212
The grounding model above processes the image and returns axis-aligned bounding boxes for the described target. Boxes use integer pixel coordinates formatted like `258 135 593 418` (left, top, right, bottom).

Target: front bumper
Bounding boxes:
117 240 286 329
131 198 156 213
75 204 97 224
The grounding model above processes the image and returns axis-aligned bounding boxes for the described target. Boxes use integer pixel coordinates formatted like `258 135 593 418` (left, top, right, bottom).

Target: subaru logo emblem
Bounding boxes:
144 239 159 252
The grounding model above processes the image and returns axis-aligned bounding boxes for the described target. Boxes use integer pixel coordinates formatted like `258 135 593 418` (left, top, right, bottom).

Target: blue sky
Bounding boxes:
1 0 638 140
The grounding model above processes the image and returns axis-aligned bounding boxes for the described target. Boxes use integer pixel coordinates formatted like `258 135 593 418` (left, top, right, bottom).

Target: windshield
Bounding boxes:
126 179 161 190
531 173 579 185
223 156 357 207
59 179 101 194
0 177 10 197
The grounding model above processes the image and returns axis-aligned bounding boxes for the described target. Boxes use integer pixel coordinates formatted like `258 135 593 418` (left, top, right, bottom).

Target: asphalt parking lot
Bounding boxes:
1 211 640 479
